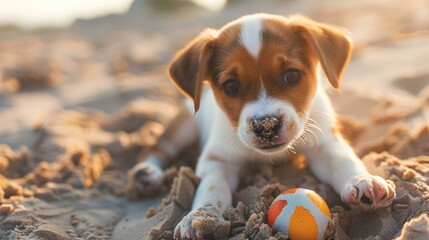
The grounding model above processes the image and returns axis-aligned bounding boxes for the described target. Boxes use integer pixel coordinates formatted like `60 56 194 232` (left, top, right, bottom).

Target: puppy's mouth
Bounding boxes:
255 141 287 152
259 142 286 150
244 127 294 154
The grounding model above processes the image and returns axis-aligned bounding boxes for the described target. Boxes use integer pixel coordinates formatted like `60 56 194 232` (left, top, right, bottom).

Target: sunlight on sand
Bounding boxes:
0 0 228 29
0 0 134 29
191 0 227 11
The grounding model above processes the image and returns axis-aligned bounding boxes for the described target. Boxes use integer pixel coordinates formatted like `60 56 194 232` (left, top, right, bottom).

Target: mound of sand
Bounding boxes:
119 146 429 239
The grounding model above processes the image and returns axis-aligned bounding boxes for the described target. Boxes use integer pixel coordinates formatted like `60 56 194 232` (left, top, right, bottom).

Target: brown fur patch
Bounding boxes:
168 14 352 129
208 17 319 127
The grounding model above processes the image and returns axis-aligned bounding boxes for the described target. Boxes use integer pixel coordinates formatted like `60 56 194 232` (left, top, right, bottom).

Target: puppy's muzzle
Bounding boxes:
248 116 282 140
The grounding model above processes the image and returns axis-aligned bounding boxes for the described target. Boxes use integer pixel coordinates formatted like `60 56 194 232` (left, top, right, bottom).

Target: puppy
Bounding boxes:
127 13 396 239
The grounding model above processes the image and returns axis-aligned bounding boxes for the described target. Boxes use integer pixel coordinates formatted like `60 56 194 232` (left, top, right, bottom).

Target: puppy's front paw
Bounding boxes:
127 161 164 197
174 205 230 240
341 175 396 211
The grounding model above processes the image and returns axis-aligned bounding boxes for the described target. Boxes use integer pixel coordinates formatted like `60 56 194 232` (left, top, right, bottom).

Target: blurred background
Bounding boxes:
1 0 428 149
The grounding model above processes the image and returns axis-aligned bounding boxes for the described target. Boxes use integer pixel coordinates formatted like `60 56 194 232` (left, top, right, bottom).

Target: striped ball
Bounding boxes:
268 188 331 240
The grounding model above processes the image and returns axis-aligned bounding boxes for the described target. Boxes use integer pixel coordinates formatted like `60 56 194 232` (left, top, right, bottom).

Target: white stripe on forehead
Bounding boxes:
239 15 263 58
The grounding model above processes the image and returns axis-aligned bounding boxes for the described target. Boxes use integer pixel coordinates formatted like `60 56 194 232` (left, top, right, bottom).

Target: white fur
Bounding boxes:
300 84 369 191
239 15 263 58
174 73 395 238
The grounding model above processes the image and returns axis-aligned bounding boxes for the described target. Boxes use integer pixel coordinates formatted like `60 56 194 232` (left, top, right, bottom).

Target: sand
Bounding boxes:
1 0 429 239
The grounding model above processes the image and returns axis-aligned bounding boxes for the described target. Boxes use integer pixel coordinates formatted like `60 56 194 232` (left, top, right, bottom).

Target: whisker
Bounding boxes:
288 146 296 155
306 119 327 144
304 126 318 146
302 128 314 147
296 133 306 147
309 110 334 121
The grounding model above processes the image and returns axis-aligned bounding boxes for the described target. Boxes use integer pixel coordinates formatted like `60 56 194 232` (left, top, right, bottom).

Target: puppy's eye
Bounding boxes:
222 79 240 97
284 69 302 85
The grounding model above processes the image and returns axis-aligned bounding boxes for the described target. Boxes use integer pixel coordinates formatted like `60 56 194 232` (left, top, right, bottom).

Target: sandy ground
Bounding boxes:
1 0 429 239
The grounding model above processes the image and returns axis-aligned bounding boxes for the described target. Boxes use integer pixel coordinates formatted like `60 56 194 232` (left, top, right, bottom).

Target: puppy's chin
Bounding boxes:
253 142 290 155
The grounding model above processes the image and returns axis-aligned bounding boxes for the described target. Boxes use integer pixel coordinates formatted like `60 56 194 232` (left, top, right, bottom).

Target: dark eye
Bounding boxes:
284 69 302 85
222 79 240 96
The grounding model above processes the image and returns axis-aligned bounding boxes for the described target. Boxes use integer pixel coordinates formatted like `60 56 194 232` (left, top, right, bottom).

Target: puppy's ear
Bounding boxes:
292 16 352 89
168 29 217 112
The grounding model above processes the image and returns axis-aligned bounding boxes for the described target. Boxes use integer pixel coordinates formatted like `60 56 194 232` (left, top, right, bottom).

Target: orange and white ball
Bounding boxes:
268 188 331 240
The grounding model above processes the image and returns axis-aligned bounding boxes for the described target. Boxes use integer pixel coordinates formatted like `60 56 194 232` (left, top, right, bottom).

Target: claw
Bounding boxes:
348 187 359 205
372 180 387 202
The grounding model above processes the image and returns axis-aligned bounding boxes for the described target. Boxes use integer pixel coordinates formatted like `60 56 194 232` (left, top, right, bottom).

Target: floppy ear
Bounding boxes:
168 29 217 112
292 16 352 89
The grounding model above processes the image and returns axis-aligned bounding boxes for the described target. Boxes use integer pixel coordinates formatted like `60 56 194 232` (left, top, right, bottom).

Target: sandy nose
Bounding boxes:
248 116 281 139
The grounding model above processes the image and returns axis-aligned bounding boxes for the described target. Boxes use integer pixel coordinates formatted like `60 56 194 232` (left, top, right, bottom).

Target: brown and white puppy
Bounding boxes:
127 14 396 239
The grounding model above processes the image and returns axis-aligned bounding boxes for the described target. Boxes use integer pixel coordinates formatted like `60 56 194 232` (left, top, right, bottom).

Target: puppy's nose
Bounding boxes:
248 116 281 139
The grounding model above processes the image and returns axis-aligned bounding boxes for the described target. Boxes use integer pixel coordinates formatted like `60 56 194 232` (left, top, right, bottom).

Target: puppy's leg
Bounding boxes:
127 106 199 196
305 135 395 210
174 151 241 239
303 90 395 210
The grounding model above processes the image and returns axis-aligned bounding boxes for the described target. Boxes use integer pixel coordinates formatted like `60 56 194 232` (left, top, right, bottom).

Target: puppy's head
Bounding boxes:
168 14 352 155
